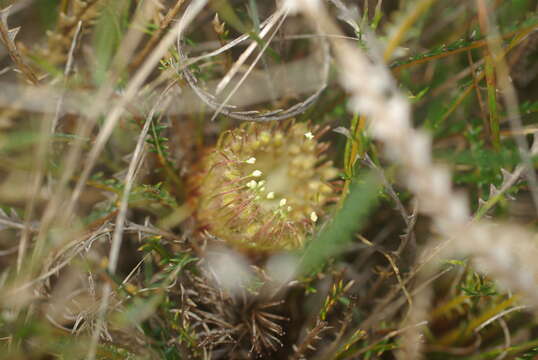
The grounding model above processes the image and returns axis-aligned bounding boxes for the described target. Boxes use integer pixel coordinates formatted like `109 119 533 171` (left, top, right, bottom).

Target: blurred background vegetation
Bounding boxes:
0 0 537 359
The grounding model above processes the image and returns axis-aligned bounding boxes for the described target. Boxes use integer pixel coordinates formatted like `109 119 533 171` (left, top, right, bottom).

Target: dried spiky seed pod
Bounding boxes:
191 121 339 251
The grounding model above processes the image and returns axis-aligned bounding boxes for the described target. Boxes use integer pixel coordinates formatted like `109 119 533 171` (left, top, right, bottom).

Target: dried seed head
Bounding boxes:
193 121 339 251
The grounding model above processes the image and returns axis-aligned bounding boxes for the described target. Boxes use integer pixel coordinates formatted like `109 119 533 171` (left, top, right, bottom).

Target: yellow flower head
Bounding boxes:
192 121 339 251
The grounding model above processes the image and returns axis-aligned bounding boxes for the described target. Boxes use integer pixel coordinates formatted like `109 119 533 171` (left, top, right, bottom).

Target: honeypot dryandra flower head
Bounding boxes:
191 121 339 251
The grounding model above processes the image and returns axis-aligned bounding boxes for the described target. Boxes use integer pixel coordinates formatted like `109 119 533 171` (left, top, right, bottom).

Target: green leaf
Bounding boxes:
300 172 380 274
92 0 130 85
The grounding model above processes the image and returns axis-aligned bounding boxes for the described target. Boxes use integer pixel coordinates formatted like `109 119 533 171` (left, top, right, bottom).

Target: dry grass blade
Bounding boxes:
214 7 283 96
64 0 208 219
208 8 289 122
88 84 174 358
17 20 83 275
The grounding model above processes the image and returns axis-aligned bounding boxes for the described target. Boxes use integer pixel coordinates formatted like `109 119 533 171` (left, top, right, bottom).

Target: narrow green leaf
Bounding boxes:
300 173 380 274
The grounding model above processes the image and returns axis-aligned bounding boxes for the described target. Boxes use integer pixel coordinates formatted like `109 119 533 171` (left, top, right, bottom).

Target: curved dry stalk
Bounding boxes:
494 318 510 360
208 8 290 122
214 7 284 96
474 305 527 333
178 6 330 122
